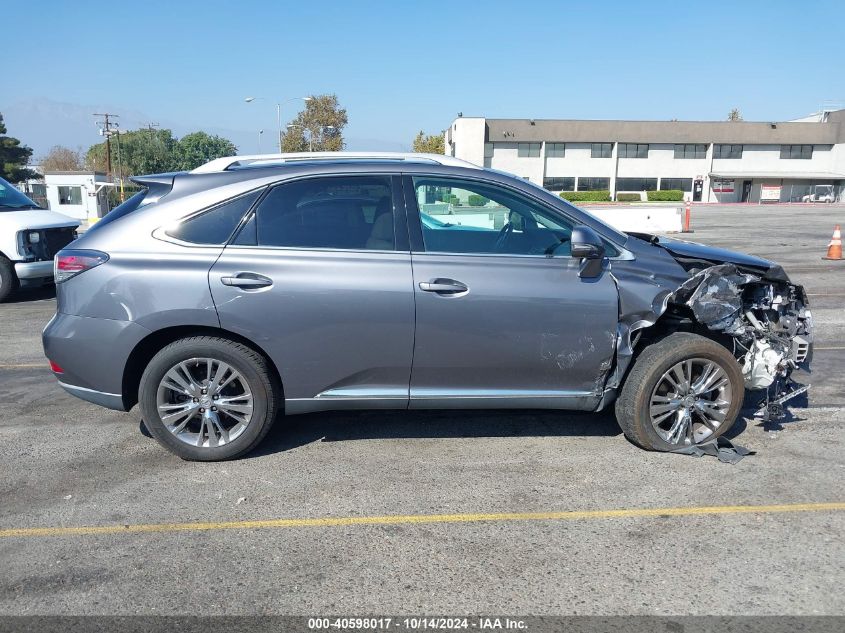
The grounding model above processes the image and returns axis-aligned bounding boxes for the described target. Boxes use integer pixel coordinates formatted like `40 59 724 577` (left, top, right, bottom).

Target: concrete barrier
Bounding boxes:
587 206 684 233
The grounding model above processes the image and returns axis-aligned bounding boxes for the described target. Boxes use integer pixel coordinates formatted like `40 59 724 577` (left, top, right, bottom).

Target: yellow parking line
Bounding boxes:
1 502 842 539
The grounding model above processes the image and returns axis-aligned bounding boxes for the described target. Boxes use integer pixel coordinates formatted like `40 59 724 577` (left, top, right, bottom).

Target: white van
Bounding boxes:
0 177 80 302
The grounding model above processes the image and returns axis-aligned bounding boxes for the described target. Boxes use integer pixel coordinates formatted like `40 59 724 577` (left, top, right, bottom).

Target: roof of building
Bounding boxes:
480 110 845 144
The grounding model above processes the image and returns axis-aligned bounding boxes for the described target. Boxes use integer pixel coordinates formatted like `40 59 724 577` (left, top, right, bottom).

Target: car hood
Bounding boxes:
625 232 788 281
0 209 81 229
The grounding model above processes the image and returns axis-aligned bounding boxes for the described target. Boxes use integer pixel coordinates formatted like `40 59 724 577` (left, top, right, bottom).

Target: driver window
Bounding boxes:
412 176 574 256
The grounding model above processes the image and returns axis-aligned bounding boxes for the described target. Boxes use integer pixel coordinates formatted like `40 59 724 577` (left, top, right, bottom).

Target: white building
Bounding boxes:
18 171 112 220
446 110 845 203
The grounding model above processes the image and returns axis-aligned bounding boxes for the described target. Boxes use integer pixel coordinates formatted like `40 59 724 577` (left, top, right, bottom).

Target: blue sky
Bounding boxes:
3 0 843 156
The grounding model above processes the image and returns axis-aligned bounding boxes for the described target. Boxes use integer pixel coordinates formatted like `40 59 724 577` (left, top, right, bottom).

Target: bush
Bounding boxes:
616 193 642 202
559 190 611 202
647 190 684 201
467 194 489 207
438 193 460 205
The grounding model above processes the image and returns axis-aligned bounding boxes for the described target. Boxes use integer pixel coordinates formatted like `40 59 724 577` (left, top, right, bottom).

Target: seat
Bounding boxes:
366 197 394 250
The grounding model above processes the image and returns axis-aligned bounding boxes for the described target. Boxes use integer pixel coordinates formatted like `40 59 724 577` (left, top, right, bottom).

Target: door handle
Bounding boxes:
418 279 468 294
221 272 273 289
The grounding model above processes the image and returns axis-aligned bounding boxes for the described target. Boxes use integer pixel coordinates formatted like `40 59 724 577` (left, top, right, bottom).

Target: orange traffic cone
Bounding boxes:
823 225 842 260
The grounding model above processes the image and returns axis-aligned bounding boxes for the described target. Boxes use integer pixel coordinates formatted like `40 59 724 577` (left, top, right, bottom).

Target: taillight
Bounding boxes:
54 249 109 283
49 360 64 374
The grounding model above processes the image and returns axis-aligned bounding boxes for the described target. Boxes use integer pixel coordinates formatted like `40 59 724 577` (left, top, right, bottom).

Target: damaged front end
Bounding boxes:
670 263 812 419
599 234 812 420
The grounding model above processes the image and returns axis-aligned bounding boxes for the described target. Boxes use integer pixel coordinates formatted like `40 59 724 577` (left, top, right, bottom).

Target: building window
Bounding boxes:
618 143 649 158
714 144 743 159
542 177 575 191
673 144 707 159
517 142 541 157
57 186 83 205
780 145 813 159
484 143 494 158
577 177 610 191
616 177 658 191
546 143 566 158
591 143 612 158
659 178 693 192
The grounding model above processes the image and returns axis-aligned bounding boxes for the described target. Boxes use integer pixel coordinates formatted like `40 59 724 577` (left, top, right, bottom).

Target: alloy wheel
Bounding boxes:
648 357 733 445
155 357 254 448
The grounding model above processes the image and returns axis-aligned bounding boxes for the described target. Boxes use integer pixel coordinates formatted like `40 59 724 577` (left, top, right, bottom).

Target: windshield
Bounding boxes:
0 177 42 211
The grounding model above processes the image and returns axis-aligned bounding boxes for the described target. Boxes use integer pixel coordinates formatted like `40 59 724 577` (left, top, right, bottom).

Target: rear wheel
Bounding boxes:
615 332 744 451
0 256 18 302
139 337 279 461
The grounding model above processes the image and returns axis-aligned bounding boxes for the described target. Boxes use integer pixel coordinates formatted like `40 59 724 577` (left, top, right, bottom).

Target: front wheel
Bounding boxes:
615 332 744 451
0 256 18 302
138 336 280 461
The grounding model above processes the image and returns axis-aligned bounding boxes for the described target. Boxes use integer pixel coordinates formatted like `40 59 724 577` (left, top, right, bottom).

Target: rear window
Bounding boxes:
84 190 148 235
166 189 263 245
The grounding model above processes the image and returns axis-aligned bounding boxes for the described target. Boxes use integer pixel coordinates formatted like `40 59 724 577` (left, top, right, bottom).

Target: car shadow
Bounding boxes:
7 285 56 303
248 408 623 457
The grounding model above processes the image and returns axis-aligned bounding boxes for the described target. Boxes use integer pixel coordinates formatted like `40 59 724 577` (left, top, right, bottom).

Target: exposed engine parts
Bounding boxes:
667 263 813 418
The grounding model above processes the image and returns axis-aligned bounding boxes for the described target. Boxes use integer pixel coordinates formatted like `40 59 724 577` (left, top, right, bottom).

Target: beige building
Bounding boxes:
446 110 845 203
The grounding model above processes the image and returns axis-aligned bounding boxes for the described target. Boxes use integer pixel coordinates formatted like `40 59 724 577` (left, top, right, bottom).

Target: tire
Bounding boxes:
615 332 744 451
138 336 280 461
0 255 18 303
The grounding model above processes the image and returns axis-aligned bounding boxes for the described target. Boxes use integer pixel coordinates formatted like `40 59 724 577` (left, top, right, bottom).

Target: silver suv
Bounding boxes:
43 152 812 460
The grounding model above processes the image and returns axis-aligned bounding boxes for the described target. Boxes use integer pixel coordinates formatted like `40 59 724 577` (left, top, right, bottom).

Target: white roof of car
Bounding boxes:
191 152 480 174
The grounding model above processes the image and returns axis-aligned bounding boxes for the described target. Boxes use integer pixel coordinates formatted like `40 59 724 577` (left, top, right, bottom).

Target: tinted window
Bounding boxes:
591 143 612 158
659 178 692 191
413 176 580 257
254 176 395 250
167 189 262 244
616 177 658 191
546 143 566 157
673 144 707 159
578 177 610 191
85 189 148 235
714 144 743 159
780 145 813 159
618 143 648 158
543 177 575 191
517 143 541 157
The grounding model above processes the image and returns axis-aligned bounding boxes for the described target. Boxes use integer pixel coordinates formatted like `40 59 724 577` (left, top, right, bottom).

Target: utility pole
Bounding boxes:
94 113 119 213
143 122 160 136
93 113 119 178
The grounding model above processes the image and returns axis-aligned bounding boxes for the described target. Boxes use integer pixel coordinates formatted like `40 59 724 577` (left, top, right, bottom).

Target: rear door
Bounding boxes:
405 174 619 410
209 174 415 412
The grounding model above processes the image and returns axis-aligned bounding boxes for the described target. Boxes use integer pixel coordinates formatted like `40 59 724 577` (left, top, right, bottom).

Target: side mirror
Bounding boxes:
570 225 606 278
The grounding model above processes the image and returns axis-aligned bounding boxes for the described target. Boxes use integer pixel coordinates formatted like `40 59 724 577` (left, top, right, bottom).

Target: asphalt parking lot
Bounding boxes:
0 203 843 616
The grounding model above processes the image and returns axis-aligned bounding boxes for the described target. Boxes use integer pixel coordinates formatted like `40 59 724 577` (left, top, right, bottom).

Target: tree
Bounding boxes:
412 130 445 154
0 112 39 182
87 128 178 177
40 145 85 171
280 94 348 152
174 132 237 171
86 128 238 177
728 108 743 121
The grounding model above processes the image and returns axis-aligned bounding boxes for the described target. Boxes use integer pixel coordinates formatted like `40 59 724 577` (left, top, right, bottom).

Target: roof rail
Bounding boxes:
190 152 480 174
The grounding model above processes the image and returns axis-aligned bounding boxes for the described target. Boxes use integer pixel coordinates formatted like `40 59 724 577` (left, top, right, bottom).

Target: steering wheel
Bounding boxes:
494 222 513 252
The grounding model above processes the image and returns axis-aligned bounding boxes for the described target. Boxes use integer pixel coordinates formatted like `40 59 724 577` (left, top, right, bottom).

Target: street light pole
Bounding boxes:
276 103 282 153
245 96 313 154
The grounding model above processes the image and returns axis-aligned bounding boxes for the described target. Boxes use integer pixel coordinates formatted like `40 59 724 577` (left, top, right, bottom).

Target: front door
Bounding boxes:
693 179 704 201
404 175 619 410
741 180 752 202
210 174 415 413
